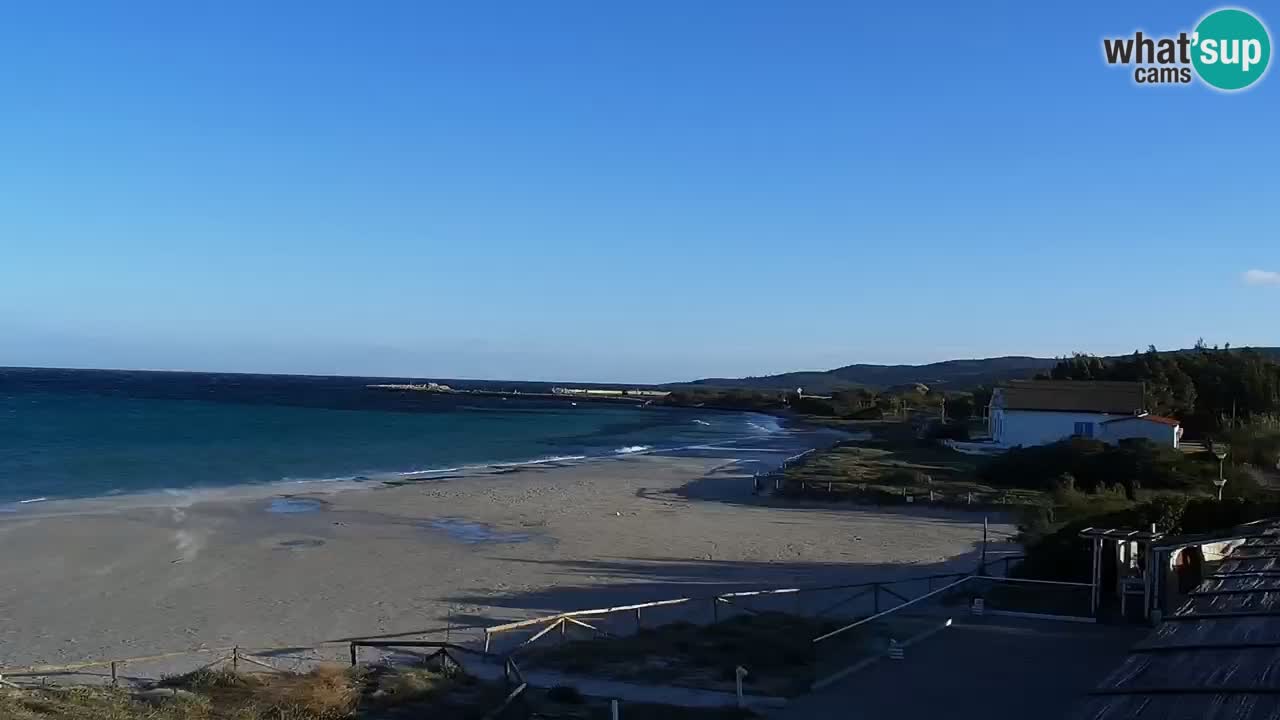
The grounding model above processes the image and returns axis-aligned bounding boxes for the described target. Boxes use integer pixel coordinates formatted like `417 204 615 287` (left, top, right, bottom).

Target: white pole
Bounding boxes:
611 699 620 720
736 666 749 708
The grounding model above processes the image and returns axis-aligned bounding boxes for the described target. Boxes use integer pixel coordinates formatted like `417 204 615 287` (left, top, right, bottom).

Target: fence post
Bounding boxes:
712 597 720 622
559 618 567 644
232 646 239 673
612 699 620 720
349 643 358 668
110 662 118 687
484 631 492 655
635 608 642 632
980 516 989 575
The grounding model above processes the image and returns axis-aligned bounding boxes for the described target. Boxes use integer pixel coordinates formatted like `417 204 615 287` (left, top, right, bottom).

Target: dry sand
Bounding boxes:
0 431 1015 674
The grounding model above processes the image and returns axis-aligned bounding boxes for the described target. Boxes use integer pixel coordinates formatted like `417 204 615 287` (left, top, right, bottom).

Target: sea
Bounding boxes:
0 367 785 507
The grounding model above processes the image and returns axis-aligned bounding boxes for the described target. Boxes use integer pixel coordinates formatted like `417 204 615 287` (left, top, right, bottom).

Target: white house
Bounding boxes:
988 380 1176 448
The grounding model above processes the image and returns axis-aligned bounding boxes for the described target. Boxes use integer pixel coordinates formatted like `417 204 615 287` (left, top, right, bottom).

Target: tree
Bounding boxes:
944 395 975 420
1046 345 1280 432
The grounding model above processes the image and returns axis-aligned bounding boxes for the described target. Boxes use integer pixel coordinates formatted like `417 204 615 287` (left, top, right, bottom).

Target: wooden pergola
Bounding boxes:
1080 526 1165 621
1083 519 1280 623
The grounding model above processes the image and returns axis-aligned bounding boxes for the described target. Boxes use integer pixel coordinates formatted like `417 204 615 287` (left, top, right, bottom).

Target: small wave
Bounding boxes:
281 474 364 484
692 419 712 426
490 455 588 468
404 455 588 474
18 497 48 504
747 420 782 434
614 445 652 455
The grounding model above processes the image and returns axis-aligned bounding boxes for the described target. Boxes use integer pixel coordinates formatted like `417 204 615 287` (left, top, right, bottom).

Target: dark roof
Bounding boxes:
998 380 1146 414
1102 414 1181 427
1074 523 1280 720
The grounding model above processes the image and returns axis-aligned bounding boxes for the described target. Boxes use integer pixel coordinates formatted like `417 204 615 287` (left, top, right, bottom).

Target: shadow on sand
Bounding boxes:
444 536 1022 614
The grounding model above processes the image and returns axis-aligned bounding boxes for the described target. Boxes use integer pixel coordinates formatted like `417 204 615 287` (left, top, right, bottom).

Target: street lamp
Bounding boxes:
1210 441 1230 501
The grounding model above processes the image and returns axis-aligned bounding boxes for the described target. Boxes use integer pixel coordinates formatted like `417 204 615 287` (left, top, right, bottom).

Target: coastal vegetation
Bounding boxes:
0 665 754 720
977 437 1257 499
776 422 1043 507
527 613 839 698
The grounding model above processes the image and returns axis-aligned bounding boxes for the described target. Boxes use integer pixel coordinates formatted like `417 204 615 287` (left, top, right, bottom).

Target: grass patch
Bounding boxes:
159 664 362 719
0 670 757 720
0 687 210 720
1 665 494 720
525 612 847 697
779 423 1046 507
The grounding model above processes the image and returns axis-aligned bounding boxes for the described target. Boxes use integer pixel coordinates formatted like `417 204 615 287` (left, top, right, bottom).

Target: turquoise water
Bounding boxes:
0 369 781 505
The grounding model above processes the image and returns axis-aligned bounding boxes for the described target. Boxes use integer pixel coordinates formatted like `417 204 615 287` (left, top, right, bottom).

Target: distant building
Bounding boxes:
624 389 670 398
988 380 1178 448
550 387 669 399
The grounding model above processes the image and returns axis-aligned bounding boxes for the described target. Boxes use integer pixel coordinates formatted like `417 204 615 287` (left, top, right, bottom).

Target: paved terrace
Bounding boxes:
775 616 1143 720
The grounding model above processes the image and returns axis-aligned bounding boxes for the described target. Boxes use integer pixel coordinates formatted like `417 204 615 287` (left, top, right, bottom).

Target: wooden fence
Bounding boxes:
1 559 1045 711
480 571 978 657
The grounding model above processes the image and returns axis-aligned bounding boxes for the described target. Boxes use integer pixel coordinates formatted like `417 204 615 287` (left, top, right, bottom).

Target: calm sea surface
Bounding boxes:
0 368 781 505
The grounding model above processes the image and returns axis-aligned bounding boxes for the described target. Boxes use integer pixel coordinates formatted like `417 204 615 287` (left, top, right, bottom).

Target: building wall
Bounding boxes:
1103 421 1180 448
992 409 1119 447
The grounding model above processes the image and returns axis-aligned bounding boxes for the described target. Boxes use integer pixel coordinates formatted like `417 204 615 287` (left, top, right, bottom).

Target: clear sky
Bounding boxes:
1 1 1276 383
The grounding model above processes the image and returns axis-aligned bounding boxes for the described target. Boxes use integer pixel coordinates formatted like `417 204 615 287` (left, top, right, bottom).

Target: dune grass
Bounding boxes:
781 424 1046 507
0 665 463 720
0 663 755 719
526 612 845 697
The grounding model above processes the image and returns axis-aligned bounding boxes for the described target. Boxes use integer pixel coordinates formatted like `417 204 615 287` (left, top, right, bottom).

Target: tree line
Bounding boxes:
1045 344 1280 433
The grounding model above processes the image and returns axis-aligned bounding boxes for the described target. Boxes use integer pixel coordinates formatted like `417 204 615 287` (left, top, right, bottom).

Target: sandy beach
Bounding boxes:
0 429 1014 674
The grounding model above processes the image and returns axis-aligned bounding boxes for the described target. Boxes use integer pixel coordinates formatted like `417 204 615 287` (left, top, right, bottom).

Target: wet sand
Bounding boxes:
0 431 1014 673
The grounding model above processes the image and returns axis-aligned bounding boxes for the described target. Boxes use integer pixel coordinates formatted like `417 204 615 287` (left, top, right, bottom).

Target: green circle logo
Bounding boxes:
1193 8 1271 90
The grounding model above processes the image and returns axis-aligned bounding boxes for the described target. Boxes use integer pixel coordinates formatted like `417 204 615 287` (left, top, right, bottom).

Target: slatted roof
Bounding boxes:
1074 526 1280 720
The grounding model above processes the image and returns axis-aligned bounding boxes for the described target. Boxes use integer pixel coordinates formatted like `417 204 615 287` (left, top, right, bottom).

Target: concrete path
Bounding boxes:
773 616 1145 720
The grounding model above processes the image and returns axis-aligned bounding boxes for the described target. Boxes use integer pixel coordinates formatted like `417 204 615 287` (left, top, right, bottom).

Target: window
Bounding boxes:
1073 421 1094 438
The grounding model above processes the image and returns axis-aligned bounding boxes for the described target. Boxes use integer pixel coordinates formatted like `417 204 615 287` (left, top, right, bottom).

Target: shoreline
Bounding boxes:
0 411 810 514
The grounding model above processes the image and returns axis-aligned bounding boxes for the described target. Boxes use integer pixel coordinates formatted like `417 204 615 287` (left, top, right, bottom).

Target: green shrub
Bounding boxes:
978 438 1230 497
923 420 969 441
1015 494 1280 582
847 406 884 420
1226 424 1280 469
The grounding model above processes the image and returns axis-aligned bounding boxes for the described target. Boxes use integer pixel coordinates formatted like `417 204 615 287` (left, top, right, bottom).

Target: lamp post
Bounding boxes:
1210 442 1230 501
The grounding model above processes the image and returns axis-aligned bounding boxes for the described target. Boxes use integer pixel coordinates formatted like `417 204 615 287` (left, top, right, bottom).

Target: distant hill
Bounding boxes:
675 348 1280 394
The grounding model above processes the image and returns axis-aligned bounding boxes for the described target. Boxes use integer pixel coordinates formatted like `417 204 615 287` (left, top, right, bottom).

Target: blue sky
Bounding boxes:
1 1 1276 383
